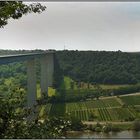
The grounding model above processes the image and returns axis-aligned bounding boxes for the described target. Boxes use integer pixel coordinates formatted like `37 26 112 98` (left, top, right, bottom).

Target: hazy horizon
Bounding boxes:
1 2 140 52
1 47 140 53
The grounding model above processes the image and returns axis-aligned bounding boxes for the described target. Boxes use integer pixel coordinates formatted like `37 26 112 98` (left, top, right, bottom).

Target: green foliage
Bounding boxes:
56 77 140 102
69 116 84 131
60 76 77 90
102 123 112 133
113 84 140 95
63 95 140 122
0 1 46 28
121 95 140 106
88 113 97 121
56 50 140 85
0 92 75 138
49 103 66 117
0 62 26 79
0 92 27 138
133 119 140 131
95 127 102 132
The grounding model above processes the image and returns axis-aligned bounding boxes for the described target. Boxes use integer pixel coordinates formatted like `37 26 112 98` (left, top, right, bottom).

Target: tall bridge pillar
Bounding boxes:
27 58 37 107
0 52 54 108
40 53 54 96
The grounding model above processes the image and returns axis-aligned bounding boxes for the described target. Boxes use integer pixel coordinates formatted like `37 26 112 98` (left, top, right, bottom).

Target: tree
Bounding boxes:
94 84 103 99
102 123 112 133
69 116 84 131
0 91 72 138
70 81 74 89
56 50 140 85
87 82 90 89
0 1 46 28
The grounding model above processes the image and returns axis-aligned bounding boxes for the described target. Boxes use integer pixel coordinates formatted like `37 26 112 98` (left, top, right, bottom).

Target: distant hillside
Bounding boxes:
56 50 140 84
1 49 140 85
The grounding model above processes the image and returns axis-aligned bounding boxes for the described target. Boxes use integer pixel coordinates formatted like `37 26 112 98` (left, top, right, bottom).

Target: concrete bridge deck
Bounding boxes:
0 51 54 65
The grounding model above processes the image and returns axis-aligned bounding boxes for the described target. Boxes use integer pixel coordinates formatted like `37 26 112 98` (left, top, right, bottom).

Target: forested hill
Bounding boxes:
1 49 140 85
56 50 140 84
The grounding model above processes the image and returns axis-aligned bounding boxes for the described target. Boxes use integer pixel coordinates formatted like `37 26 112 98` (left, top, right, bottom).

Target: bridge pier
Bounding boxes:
40 54 54 97
27 58 37 108
0 52 54 108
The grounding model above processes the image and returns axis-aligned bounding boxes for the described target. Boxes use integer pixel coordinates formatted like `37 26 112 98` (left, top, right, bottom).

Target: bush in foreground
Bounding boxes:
133 119 140 131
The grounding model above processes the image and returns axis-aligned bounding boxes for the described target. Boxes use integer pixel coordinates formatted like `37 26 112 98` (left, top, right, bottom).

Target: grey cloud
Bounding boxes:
0 2 140 51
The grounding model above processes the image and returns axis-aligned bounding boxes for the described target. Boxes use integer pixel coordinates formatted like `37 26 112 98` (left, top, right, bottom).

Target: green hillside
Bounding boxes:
56 50 140 85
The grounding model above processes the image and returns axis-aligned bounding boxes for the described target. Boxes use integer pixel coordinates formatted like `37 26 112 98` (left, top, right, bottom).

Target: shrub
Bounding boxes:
133 119 140 131
95 127 102 132
88 124 95 131
95 122 102 128
102 124 112 133
111 126 121 132
69 116 84 131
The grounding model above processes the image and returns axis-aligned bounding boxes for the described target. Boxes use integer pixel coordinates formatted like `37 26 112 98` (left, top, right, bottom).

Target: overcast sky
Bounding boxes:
1 2 140 51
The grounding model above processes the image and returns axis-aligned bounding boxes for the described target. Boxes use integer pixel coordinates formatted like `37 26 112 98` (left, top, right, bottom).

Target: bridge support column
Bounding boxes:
40 54 54 96
27 59 37 108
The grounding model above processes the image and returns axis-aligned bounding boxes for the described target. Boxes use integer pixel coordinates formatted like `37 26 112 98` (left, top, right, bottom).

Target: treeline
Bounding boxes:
48 84 140 103
56 50 140 84
1 49 140 86
0 49 44 55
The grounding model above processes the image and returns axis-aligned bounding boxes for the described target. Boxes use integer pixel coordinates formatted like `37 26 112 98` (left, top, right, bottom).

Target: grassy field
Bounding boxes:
60 76 78 90
39 104 52 118
37 84 56 99
97 84 131 90
60 76 130 90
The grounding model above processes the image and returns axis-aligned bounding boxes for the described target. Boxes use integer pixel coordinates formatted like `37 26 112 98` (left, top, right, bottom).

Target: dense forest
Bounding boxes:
56 50 140 85
1 49 140 88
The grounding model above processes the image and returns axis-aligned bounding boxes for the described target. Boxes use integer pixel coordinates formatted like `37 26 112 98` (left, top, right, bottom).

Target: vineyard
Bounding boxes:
42 94 140 122
120 95 140 106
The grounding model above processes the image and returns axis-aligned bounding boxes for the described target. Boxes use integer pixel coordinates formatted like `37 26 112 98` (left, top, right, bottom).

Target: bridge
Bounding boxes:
0 51 54 107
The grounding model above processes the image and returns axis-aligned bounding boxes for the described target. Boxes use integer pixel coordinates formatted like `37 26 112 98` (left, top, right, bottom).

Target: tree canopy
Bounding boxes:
56 50 140 84
0 1 46 28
